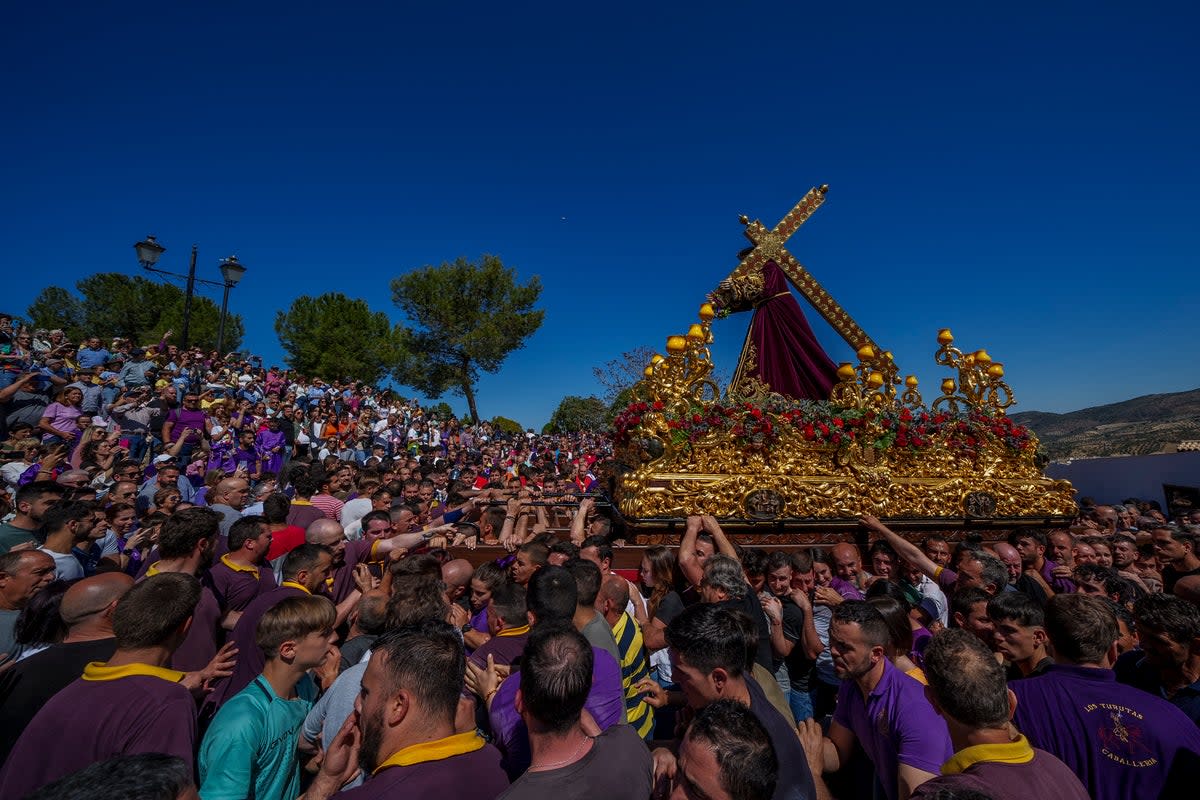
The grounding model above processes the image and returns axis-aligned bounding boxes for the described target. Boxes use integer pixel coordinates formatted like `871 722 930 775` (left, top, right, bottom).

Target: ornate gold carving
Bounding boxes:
932 329 1016 416
613 193 1075 529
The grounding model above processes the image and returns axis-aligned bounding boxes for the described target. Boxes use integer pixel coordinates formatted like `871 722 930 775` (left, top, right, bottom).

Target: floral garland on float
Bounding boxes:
610 302 1074 528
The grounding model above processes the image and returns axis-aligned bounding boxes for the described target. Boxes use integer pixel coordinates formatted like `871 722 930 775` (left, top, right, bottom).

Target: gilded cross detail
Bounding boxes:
728 186 877 352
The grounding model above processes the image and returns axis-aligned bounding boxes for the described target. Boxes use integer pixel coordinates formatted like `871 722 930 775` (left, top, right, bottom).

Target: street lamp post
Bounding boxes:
217 256 247 355
133 235 247 354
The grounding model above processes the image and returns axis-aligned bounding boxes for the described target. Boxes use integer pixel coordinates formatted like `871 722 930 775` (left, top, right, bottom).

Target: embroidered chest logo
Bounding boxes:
875 708 889 736
1083 703 1158 768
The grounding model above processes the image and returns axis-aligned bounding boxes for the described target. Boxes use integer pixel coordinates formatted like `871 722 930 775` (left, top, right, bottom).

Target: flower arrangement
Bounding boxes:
613 397 1034 458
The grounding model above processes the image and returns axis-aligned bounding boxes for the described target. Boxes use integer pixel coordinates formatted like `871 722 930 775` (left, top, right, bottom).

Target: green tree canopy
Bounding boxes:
274 292 401 384
547 395 608 433
26 287 85 339
491 415 525 435
23 273 242 351
390 255 543 422
426 401 456 421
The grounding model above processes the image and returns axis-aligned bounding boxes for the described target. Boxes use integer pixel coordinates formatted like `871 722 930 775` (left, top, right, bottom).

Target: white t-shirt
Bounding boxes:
39 547 83 581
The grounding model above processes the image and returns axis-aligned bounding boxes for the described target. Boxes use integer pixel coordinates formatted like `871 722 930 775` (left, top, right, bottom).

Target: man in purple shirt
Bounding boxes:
821 601 953 800
209 515 277 613
207 543 333 709
468 580 529 670
138 506 226 673
1011 594 1200 800
0 573 201 798
471 566 625 780
912 628 1089 799
1009 528 1076 596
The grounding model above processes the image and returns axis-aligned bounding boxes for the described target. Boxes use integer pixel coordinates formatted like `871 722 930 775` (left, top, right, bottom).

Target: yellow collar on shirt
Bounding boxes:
280 581 312 594
220 553 259 576
372 731 485 773
81 661 186 684
942 735 1035 775
496 624 530 638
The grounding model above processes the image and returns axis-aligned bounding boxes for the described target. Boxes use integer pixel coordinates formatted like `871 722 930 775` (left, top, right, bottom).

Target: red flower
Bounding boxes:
750 408 763 419
693 414 702 424
803 425 815 440
652 400 664 411
832 418 844 428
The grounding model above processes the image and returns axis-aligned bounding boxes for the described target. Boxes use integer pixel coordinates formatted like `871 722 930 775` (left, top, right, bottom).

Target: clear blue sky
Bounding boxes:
3 3 1197 427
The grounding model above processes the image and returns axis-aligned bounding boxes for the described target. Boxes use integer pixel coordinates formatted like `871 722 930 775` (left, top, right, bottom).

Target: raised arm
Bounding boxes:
702 515 739 560
570 497 594 545
860 515 940 580
677 515 705 588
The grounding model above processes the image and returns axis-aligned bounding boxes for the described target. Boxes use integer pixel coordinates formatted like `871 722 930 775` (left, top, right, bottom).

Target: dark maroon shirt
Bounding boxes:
209 555 277 612
207 583 309 708
0 667 196 798
337 742 507 800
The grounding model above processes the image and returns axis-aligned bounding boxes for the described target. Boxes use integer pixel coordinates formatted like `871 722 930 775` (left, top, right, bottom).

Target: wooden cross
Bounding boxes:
725 185 877 352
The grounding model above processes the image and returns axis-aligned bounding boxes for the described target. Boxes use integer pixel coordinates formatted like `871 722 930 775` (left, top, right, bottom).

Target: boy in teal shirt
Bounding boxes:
199 594 337 800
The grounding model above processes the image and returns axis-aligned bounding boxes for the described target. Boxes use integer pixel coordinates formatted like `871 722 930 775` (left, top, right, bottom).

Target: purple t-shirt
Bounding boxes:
831 576 865 600
832 659 954 800
0 669 196 798
209 557 278 612
40 402 82 442
170 582 223 672
1041 559 1076 594
336 741 508 800
1011 664 1200 800
209 583 309 708
166 407 207 443
489 645 625 780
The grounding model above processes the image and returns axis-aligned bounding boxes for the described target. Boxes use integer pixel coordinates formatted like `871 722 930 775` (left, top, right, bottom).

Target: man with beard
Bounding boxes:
140 507 228 673
0 482 64 554
819 602 951 800
305 620 509 800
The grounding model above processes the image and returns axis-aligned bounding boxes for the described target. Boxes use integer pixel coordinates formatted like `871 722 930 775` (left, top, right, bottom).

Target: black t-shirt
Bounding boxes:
1162 564 1200 595
779 597 816 692
276 417 296 447
718 591 774 673
0 637 118 762
652 590 686 628
146 399 172 439
498 723 652 800
1013 574 1050 607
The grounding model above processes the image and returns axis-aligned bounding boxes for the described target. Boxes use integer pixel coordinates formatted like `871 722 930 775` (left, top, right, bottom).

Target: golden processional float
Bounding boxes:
608 186 1077 545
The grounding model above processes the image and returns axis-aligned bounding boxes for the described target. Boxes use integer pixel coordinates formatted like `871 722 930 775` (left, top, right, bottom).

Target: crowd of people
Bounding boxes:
1 316 1200 800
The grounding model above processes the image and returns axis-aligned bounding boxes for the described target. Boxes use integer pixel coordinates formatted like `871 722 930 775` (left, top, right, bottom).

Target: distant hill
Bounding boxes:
1010 388 1200 459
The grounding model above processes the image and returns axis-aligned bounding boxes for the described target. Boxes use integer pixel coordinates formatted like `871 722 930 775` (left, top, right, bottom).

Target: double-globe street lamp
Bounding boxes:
133 236 247 354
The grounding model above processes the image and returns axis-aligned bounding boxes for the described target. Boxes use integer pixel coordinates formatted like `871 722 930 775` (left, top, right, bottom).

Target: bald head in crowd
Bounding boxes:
1174 575 1200 605
211 478 250 510
60 573 135 631
990 542 1023 585
305 518 346 564
831 542 865 586
442 559 473 603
